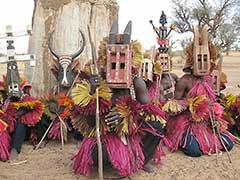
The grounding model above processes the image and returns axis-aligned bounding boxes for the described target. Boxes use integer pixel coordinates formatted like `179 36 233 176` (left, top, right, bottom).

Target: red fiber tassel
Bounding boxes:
152 139 166 165
0 131 10 161
48 120 61 140
72 137 96 176
30 128 38 146
166 113 190 151
105 134 144 176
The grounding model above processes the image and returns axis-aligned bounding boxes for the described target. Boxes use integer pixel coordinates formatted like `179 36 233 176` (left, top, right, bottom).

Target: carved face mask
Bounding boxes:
211 58 222 95
140 58 153 81
48 30 86 90
106 20 133 89
58 56 74 88
6 61 22 100
156 53 170 72
193 25 211 76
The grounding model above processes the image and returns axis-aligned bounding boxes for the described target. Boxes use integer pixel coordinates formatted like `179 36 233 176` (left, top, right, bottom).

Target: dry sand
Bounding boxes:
0 141 240 180
1 52 240 180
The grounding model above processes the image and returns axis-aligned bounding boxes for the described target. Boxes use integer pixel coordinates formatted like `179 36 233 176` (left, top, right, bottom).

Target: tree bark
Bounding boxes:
25 0 118 96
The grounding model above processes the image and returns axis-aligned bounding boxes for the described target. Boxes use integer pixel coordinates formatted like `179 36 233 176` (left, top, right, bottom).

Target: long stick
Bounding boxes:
56 113 67 149
60 119 64 149
155 76 160 103
10 160 28 166
66 70 81 97
35 120 54 150
216 127 232 163
56 113 68 130
149 20 161 38
87 24 103 180
155 73 162 104
213 112 232 163
209 111 219 165
96 88 103 180
229 133 240 145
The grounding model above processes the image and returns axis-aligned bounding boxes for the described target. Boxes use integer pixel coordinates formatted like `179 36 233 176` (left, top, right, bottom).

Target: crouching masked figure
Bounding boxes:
70 21 167 177
0 85 10 161
165 25 234 157
220 94 240 137
37 30 86 143
210 59 240 136
0 61 44 159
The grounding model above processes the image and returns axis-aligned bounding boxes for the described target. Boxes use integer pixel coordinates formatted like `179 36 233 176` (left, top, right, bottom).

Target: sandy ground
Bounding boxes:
1 141 240 180
1 52 240 180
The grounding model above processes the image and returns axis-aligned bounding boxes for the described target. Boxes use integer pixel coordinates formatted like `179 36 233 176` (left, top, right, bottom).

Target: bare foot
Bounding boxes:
143 162 156 173
34 140 48 150
9 149 19 161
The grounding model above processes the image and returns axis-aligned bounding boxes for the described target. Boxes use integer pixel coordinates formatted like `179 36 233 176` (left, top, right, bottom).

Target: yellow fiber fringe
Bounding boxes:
71 80 112 106
12 100 42 110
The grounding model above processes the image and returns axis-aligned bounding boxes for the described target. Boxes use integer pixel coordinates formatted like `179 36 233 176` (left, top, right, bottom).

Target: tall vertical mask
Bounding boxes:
211 57 222 96
6 60 22 99
150 11 173 73
106 21 132 88
140 58 153 81
193 25 210 76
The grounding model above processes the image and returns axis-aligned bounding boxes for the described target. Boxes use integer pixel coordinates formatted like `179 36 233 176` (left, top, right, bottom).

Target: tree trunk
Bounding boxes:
226 50 230 56
25 0 118 96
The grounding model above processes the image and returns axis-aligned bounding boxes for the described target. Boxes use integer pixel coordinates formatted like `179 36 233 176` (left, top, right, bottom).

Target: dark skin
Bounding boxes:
105 88 130 129
0 91 7 108
133 76 151 104
174 71 214 100
159 72 179 101
90 75 162 172
105 77 151 129
89 75 150 129
174 74 194 100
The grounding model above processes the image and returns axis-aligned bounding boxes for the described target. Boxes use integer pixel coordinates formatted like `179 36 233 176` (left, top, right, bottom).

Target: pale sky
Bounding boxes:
117 0 177 49
0 0 34 54
0 0 181 54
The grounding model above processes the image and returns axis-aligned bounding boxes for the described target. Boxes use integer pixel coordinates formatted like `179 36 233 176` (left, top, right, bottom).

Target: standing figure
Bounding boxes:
165 25 234 157
71 21 166 177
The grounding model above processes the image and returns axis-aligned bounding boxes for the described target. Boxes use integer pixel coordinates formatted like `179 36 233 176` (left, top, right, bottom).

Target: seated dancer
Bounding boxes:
219 71 240 137
221 93 240 137
166 25 234 157
71 21 166 177
147 11 178 105
0 61 44 159
37 30 86 144
0 81 10 161
209 59 239 135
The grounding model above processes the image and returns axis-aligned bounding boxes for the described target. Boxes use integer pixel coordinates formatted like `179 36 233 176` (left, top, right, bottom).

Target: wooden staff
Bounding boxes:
155 71 162 104
66 69 81 97
212 112 232 163
209 111 219 165
229 133 240 145
149 20 161 38
35 120 54 150
87 24 104 180
56 113 67 150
